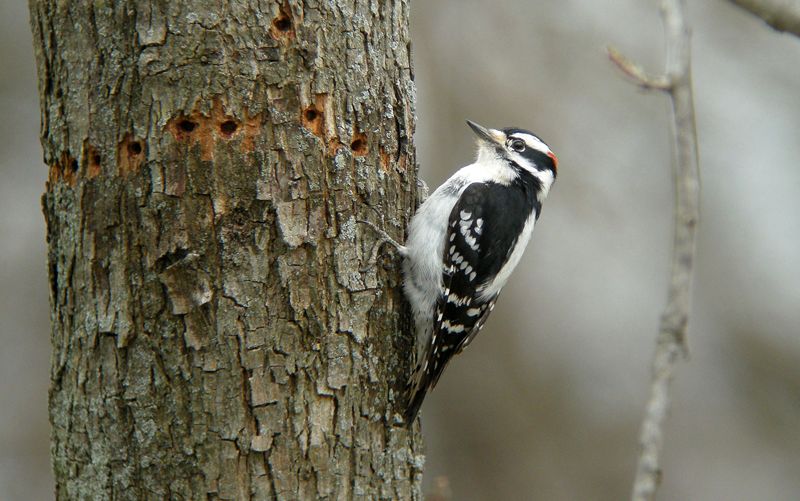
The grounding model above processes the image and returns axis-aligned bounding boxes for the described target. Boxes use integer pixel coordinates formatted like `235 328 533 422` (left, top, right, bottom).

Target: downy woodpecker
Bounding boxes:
368 121 558 425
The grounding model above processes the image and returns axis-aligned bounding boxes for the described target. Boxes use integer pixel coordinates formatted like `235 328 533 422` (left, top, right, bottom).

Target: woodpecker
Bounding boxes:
364 121 558 425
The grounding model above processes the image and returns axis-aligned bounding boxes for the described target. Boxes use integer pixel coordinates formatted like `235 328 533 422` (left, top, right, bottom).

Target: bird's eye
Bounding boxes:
510 139 526 152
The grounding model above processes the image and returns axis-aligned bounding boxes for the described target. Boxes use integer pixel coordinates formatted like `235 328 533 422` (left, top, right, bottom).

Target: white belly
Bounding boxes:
402 181 460 351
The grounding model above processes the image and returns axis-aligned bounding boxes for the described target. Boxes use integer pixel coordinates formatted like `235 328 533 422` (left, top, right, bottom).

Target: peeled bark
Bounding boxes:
30 0 422 498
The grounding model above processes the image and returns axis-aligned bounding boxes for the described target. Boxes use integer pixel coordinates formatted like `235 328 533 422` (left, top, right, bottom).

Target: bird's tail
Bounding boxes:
402 353 452 427
403 370 430 427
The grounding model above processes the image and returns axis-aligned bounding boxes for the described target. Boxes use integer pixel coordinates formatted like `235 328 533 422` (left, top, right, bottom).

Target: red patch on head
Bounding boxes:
548 151 559 173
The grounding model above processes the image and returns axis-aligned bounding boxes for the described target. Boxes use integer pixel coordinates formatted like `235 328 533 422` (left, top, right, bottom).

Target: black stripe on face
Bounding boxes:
523 149 557 177
502 128 557 176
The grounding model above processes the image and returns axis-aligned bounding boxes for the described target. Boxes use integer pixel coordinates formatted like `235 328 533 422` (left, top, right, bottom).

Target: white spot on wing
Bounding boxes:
447 293 470 306
441 320 465 333
478 213 537 301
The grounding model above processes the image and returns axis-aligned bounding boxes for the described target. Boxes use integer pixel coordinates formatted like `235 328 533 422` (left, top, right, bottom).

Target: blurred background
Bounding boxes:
2 0 799 499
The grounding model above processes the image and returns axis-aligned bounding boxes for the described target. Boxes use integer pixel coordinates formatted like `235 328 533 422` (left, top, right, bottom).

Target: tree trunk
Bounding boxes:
30 0 422 499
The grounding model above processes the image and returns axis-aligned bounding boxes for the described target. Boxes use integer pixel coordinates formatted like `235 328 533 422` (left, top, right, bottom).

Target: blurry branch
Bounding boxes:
607 48 671 91
609 0 700 500
728 0 800 37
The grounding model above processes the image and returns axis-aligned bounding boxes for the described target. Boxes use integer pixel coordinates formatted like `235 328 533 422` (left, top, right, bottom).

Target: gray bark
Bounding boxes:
30 0 422 499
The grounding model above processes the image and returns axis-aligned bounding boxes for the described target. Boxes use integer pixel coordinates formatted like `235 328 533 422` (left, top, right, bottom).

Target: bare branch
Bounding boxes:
610 1 701 500
728 0 800 38
607 47 671 91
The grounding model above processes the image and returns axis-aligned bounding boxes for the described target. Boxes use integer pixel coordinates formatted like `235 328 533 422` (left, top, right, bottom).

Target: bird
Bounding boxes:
363 120 558 426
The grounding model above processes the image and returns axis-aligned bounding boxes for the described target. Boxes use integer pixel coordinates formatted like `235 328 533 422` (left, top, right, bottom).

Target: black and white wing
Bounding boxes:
404 181 534 422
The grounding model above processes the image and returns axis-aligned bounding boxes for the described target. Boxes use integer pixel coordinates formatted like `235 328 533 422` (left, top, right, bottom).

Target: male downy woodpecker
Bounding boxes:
367 121 558 425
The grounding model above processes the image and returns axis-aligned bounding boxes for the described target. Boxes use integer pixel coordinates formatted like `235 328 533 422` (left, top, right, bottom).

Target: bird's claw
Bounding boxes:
357 218 407 271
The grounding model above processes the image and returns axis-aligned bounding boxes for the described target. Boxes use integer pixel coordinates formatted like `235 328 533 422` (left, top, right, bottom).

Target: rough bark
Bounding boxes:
30 0 422 499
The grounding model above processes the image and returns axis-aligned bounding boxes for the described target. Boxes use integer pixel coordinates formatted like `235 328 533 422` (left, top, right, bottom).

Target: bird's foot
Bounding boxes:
357 218 407 272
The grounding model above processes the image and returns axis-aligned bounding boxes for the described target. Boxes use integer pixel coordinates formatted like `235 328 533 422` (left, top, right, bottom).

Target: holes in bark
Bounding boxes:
87 145 102 179
273 16 291 32
128 141 143 155
219 120 238 136
118 135 145 176
166 98 262 159
47 152 79 187
350 132 368 156
178 119 198 133
301 105 324 137
169 115 201 143
270 3 295 40
46 145 109 186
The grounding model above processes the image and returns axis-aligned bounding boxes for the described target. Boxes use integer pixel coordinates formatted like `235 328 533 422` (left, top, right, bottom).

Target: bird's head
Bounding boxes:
467 120 558 183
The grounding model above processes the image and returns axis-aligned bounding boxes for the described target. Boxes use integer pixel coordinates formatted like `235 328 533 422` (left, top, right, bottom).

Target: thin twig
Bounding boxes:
607 47 671 90
609 1 701 500
728 0 800 38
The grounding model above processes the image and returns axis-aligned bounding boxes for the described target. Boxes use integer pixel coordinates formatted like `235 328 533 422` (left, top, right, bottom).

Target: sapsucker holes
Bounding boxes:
350 131 368 156
128 141 143 155
350 140 367 156
118 135 145 176
178 119 197 133
165 98 262 160
301 105 324 137
87 146 102 179
273 16 292 32
48 152 80 187
269 2 295 41
169 116 202 143
219 120 238 136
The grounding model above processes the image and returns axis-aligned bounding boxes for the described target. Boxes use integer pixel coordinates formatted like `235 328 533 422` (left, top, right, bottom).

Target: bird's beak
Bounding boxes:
466 120 505 146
